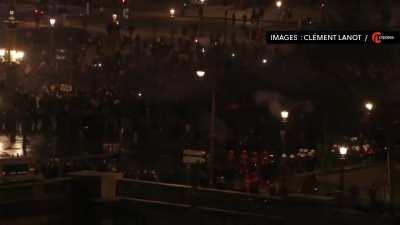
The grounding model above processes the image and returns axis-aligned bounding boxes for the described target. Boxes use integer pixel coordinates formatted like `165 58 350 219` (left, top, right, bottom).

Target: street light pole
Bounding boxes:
208 84 216 185
365 102 374 144
280 110 289 153
339 160 345 192
196 70 216 185
6 2 18 65
49 18 56 69
339 146 348 205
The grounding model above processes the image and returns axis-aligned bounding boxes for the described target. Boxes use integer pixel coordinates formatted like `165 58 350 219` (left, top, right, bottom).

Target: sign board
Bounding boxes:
182 149 207 164
183 149 206 157
60 84 72 92
182 156 205 164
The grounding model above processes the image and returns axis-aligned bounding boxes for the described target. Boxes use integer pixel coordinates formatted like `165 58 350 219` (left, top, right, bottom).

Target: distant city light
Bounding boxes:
281 110 289 122
276 0 283 8
0 49 25 63
339 146 348 157
0 49 5 57
49 18 56 27
365 102 374 111
262 58 268 64
196 70 206 78
169 8 176 18
112 14 118 21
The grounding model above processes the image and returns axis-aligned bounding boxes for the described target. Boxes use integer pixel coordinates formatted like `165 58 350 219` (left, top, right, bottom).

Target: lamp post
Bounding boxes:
169 8 176 18
279 110 289 195
365 102 374 115
49 18 56 27
276 0 283 9
49 17 56 69
339 146 348 194
196 70 216 185
5 3 18 65
169 8 176 40
364 101 374 146
280 110 289 153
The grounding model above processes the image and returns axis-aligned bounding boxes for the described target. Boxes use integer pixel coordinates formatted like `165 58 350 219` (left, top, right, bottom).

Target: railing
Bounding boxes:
117 179 286 225
117 179 192 205
0 178 71 203
117 178 301 214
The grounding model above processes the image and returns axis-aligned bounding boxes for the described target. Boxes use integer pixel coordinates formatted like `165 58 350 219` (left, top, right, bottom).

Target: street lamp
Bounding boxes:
262 58 268 64
49 18 56 27
364 101 374 143
365 102 374 112
339 146 348 159
281 110 289 123
195 70 216 185
338 145 348 198
49 17 56 68
276 0 283 9
280 110 289 155
280 110 289 194
196 70 206 78
169 8 176 18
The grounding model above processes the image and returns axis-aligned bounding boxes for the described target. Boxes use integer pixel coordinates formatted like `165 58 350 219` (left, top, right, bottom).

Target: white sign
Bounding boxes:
183 149 206 157
182 149 207 164
182 156 205 164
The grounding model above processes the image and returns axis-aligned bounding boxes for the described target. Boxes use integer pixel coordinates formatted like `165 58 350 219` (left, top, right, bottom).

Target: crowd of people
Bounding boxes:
0 14 385 192
218 148 318 193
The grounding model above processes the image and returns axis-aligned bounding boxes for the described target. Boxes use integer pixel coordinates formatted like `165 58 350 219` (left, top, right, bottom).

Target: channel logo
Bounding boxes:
371 32 382 44
371 31 395 45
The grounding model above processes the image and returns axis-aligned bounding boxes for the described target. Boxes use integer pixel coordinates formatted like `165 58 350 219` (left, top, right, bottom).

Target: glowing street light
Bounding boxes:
112 14 118 21
365 102 374 112
276 0 283 9
338 145 348 195
49 18 56 27
281 110 289 122
339 146 348 158
169 8 176 18
262 58 268 64
196 70 206 78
